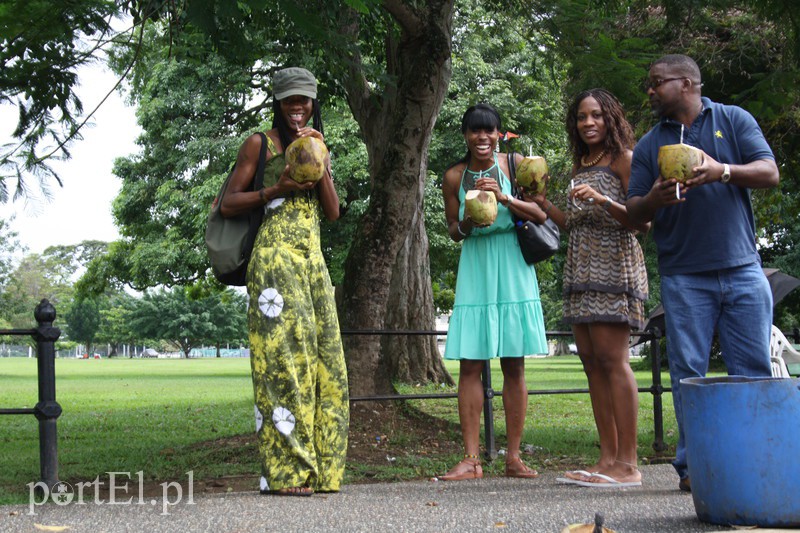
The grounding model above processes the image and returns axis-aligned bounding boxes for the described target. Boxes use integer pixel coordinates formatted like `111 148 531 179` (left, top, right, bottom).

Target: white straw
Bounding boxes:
680 124 684 144
676 183 681 200
570 179 582 210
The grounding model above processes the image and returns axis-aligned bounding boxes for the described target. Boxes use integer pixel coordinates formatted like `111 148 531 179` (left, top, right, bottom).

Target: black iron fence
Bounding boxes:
343 328 668 461
0 299 61 489
1 303 668 487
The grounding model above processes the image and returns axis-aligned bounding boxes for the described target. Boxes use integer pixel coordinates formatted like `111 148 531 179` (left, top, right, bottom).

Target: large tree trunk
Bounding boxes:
383 206 454 385
336 1 455 396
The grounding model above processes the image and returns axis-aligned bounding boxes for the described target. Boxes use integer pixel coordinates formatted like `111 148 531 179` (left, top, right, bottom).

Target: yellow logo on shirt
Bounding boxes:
715 130 723 138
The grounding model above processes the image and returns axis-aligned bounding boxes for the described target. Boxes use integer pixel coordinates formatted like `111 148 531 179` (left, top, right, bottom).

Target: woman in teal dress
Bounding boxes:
221 68 348 497
439 103 549 481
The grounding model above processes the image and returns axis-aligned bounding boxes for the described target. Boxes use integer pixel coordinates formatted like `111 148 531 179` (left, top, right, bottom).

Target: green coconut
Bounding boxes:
285 136 329 183
464 190 497 226
516 156 548 193
658 144 703 183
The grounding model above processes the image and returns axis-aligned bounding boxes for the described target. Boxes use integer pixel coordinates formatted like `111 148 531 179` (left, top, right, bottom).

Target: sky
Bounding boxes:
0 62 140 256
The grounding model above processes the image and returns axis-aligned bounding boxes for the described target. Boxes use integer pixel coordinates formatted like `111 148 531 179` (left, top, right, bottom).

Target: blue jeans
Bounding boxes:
661 262 772 479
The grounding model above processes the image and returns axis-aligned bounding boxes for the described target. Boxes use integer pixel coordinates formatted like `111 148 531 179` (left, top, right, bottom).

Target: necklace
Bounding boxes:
581 149 606 167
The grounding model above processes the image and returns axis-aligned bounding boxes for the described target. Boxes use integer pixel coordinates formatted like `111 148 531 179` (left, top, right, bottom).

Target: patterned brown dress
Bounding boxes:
563 165 648 329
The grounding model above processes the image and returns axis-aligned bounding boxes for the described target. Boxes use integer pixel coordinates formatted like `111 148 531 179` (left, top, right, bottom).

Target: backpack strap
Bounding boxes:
507 151 520 199
252 132 268 192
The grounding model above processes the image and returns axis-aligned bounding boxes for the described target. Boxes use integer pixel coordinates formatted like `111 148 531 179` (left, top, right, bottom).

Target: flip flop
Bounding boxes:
555 470 595 485
572 472 642 488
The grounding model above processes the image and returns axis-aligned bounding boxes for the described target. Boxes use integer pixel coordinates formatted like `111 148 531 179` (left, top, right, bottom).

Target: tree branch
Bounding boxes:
382 0 421 34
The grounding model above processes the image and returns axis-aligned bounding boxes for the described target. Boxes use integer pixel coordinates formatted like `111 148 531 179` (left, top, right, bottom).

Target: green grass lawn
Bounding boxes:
0 358 256 505
397 357 680 471
0 355 681 504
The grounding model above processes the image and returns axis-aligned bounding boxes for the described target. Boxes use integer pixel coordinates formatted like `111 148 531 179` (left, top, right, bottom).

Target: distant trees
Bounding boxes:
0 239 247 357
65 297 101 356
127 286 246 358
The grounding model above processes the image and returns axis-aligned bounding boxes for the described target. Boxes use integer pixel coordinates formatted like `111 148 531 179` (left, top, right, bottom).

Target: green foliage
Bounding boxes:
501 0 800 330
0 217 23 291
7 0 800 341
89 16 369 290
318 100 371 286
128 285 246 356
0 253 71 328
65 296 101 353
0 240 111 351
0 0 119 201
102 26 265 288
429 0 570 178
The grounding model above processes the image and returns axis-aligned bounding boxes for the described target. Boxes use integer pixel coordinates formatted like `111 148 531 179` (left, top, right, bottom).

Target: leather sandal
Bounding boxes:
438 456 483 481
505 456 539 479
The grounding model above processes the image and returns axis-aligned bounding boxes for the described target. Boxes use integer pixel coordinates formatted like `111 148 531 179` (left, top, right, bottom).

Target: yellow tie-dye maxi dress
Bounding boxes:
247 138 349 493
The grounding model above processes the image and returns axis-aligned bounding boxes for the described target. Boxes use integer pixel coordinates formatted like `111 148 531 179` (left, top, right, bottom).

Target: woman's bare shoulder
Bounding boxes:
444 162 466 180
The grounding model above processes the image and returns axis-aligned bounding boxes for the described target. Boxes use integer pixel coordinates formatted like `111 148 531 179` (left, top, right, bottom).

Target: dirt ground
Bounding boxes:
145 402 463 497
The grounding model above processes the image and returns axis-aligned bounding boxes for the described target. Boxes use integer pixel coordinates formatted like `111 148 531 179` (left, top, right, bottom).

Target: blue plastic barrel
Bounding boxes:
681 376 800 527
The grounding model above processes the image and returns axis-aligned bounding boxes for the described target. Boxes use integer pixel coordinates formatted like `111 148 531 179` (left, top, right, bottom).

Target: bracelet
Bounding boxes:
456 222 469 237
602 195 612 211
506 195 514 207
543 201 553 215
259 188 267 204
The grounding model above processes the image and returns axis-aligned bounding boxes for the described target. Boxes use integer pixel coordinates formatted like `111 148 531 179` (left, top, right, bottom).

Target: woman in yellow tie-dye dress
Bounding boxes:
221 67 348 497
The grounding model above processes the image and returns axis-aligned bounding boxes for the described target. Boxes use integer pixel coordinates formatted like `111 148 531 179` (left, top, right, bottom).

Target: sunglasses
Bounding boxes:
644 77 688 90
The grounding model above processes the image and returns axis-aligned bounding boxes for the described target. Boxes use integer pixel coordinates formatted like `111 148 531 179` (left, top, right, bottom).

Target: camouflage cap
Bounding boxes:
272 67 317 101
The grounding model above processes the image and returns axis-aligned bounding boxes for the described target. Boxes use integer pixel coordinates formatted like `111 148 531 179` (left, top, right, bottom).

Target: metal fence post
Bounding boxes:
32 299 62 488
649 328 666 453
481 360 497 460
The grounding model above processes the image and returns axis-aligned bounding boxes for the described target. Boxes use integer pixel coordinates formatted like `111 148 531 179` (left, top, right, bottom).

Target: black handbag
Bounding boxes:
507 152 560 264
205 132 268 286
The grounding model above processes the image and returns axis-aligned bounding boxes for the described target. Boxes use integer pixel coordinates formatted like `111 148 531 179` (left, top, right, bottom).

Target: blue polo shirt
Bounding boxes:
628 97 775 275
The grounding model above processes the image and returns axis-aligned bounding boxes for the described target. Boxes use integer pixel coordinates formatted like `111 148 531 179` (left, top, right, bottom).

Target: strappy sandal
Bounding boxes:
438 454 483 481
505 456 539 479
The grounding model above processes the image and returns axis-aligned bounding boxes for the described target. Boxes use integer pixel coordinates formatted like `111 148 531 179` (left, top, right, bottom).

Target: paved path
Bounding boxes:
0 464 790 532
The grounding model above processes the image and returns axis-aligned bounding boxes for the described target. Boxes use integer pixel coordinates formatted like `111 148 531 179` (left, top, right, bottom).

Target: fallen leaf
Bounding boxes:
494 521 507 528
34 525 71 532
425 501 438 507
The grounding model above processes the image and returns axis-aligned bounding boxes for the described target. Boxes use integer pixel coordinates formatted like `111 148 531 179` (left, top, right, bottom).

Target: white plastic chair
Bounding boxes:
769 325 800 378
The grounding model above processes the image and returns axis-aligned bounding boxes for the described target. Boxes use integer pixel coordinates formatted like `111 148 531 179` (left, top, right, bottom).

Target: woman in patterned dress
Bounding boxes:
221 67 348 497
439 103 549 481
530 89 649 487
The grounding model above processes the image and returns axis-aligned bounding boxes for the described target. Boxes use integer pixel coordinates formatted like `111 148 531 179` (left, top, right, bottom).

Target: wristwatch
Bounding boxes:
720 163 731 184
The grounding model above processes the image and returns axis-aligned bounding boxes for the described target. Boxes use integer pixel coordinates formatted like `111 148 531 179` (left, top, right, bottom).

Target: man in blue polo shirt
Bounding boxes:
627 54 780 492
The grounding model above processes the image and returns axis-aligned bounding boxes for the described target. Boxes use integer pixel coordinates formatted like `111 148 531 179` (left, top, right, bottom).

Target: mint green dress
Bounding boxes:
246 135 349 493
444 154 548 360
